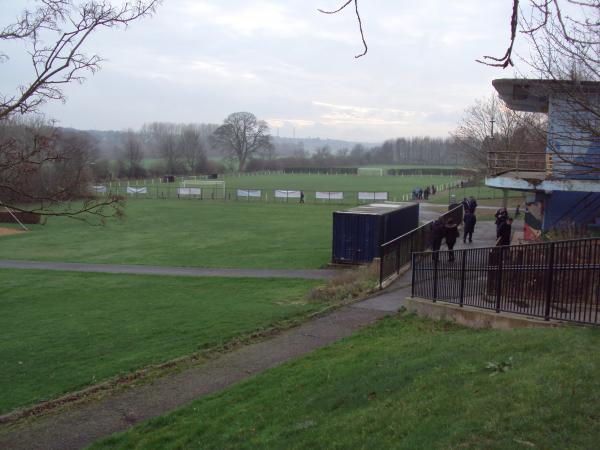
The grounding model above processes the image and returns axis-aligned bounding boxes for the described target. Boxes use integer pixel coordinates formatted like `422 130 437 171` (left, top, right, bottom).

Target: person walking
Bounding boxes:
463 210 476 243
444 218 459 262
299 191 305 204
431 219 445 261
496 217 513 246
495 206 508 237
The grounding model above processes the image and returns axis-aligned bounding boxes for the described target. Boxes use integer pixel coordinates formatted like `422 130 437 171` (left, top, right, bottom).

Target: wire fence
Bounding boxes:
412 238 600 325
88 184 462 205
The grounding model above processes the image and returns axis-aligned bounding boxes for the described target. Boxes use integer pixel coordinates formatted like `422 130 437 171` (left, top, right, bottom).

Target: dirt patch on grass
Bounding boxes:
0 227 25 237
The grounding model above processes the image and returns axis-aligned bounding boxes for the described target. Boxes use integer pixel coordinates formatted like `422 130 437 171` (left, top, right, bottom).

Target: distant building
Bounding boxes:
487 78 600 240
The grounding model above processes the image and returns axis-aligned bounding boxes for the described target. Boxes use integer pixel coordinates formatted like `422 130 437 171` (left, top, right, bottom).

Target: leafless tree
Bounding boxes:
178 124 207 174
0 0 159 221
143 122 180 174
120 129 145 178
451 95 546 173
210 112 273 172
518 2 600 175
0 0 160 120
0 119 120 221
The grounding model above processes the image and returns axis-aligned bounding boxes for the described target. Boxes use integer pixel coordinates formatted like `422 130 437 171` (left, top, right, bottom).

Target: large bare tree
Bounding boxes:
0 0 159 222
451 95 546 173
210 112 273 172
178 124 207 174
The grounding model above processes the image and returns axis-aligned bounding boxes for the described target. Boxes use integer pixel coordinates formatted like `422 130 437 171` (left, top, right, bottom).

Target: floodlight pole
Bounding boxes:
0 200 29 231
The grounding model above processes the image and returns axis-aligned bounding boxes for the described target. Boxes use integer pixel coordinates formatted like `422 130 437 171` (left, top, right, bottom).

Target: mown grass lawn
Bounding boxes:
222 173 456 196
0 201 339 269
91 314 600 450
0 269 321 414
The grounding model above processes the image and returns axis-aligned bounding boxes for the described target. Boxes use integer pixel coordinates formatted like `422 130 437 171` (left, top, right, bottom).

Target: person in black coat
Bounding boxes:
463 211 476 243
467 196 477 213
495 207 508 237
444 218 459 262
497 217 513 246
431 219 445 261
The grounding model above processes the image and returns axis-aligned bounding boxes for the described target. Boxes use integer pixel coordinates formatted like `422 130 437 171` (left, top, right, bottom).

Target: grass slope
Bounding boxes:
0 202 338 269
0 269 320 414
92 315 600 450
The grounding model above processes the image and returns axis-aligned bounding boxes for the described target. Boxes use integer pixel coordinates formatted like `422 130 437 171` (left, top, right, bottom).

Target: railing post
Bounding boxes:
411 252 416 297
459 249 467 307
544 242 556 321
379 246 384 289
433 258 438 302
495 247 504 313
395 241 401 275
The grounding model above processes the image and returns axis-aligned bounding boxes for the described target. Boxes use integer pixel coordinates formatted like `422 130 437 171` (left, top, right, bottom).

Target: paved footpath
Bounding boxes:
0 260 340 280
0 280 412 450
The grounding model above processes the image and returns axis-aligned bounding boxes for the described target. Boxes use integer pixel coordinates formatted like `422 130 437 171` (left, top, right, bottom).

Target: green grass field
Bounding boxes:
104 173 459 203
0 202 340 269
0 269 321 414
90 314 600 450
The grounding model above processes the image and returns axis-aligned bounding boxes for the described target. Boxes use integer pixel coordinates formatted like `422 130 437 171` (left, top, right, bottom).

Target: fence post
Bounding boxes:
379 247 384 289
495 247 504 313
544 242 556 321
459 249 467 307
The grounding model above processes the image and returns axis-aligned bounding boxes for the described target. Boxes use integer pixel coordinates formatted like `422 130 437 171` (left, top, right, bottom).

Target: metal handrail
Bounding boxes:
411 237 600 325
379 204 464 287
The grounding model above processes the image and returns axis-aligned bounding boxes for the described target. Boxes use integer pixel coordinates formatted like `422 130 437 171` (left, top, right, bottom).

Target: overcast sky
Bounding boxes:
1 0 529 142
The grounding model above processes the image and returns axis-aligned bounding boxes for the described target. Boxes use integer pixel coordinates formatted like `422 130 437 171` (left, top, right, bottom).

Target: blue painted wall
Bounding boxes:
539 191 600 230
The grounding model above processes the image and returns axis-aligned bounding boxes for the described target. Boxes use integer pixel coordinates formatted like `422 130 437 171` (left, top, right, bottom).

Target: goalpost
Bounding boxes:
181 180 226 199
357 167 384 176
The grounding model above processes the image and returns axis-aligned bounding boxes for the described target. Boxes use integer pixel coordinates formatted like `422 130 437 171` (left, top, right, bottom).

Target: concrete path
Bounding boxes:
0 260 340 280
0 280 411 450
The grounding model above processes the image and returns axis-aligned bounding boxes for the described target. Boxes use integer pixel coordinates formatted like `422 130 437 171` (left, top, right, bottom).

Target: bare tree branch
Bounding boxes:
476 0 520 67
318 0 368 58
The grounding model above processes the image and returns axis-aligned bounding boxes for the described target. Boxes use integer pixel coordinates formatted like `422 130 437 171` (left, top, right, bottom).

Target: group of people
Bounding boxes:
430 197 519 261
431 196 478 262
412 185 436 201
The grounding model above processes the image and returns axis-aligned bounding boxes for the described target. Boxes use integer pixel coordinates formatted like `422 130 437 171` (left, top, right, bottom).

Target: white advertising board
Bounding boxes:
358 192 388 201
177 187 202 196
274 190 301 198
126 187 148 194
316 191 343 200
237 189 262 198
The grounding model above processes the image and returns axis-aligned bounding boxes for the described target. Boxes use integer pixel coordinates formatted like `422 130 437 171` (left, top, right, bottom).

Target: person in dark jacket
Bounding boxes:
463 211 476 243
431 219 445 261
495 207 508 237
467 196 477 213
497 217 513 246
444 218 459 262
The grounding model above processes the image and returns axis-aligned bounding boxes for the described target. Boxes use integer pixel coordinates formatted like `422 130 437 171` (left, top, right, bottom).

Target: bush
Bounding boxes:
306 263 379 304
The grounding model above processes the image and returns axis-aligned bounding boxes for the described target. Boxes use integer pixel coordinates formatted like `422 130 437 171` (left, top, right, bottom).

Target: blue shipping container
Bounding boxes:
332 202 419 264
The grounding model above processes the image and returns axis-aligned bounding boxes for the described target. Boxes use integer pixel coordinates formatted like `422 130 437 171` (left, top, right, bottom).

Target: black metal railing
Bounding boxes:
412 237 600 325
379 204 463 287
